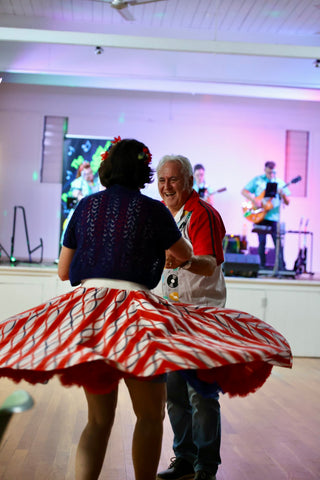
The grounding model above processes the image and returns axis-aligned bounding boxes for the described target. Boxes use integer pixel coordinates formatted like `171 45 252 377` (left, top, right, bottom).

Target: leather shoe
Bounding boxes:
157 457 194 480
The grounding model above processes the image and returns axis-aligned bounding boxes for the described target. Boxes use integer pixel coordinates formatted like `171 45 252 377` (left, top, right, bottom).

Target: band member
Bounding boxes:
193 164 215 206
60 161 101 245
241 161 290 269
69 161 101 202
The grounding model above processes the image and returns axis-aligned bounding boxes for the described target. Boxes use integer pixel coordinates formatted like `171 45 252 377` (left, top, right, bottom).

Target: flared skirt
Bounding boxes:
0 286 292 397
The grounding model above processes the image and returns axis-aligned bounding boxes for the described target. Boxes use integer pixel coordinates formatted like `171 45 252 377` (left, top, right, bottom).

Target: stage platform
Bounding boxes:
0 262 319 358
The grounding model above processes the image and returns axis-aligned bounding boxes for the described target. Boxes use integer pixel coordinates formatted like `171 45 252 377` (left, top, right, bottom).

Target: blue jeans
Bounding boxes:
167 371 221 474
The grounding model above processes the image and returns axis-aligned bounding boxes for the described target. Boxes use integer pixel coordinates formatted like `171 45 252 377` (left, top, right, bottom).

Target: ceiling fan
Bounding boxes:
102 0 167 21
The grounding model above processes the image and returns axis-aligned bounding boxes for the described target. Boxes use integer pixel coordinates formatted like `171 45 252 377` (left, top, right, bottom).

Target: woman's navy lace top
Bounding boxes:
63 185 182 289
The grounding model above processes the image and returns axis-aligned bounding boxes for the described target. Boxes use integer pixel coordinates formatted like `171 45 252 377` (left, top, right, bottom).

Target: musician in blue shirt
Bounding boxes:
241 161 290 269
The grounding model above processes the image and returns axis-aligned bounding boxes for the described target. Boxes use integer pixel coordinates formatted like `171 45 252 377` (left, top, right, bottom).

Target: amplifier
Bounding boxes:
223 253 260 277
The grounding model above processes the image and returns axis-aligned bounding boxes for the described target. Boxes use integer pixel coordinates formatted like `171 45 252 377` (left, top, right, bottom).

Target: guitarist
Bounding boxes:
241 161 290 270
193 163 215 206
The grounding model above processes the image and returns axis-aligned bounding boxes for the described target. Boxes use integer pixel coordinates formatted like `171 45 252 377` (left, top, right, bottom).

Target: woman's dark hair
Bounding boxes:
99 139 154 189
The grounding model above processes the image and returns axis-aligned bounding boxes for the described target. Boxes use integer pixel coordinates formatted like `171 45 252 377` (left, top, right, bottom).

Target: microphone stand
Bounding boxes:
272 197 284 277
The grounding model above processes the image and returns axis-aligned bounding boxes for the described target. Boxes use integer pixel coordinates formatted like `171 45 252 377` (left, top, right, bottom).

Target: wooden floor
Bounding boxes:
0 358 319 479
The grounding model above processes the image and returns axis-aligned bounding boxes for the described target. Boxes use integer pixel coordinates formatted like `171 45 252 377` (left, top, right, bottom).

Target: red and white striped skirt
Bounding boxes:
0 280 292 397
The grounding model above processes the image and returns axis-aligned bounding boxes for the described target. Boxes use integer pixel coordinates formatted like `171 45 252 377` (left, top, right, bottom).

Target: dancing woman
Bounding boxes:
0 138 292 480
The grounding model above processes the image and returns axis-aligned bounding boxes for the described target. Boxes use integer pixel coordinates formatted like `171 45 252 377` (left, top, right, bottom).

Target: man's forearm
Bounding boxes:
181 254 217 276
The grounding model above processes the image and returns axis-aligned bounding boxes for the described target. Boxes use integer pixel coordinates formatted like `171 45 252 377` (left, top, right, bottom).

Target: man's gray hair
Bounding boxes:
157 155 193 188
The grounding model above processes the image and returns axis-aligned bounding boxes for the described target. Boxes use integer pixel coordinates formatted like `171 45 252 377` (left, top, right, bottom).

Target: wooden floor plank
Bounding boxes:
0 358 319 479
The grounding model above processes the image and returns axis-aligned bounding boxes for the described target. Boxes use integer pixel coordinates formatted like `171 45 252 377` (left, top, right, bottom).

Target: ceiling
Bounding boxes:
1 0 320 100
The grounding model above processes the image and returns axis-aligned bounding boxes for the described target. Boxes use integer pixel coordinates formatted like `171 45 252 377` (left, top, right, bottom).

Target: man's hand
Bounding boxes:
241 188 261 209
279 189 290 205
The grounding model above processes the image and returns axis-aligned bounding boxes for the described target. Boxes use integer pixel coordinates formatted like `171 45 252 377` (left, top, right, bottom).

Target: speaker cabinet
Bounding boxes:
223 253 260 277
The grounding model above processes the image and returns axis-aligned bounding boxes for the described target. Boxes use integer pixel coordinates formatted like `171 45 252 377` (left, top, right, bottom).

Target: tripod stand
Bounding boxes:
1 205 43 264
0 242 15 263
11 206 43 263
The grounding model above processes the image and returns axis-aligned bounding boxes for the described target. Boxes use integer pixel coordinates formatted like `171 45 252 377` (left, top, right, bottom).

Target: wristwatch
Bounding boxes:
180 259 192 270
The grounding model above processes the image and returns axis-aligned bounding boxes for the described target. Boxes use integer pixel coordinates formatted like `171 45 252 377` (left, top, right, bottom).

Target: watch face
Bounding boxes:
183 260 192 270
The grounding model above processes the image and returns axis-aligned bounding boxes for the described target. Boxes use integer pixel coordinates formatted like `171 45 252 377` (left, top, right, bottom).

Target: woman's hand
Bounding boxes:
165 253 180 269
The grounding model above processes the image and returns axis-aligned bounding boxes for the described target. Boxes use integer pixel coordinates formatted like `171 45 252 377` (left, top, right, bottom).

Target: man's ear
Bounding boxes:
189 175 194 188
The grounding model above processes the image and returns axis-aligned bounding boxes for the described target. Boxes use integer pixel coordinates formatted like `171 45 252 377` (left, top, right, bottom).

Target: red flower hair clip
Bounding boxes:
100 136 122 162
112 136 121 145
143 147 152 164
100 150 108 161
138 147 152 165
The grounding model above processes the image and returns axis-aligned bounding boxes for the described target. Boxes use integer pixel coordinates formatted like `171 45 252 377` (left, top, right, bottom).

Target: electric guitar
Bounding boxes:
242 175 302 224
198 186 227 199
242 190 274 224
212 187 227 195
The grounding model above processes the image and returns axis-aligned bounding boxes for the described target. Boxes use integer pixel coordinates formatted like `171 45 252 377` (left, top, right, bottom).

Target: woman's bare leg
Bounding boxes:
125 378 166 480
75 387 118 480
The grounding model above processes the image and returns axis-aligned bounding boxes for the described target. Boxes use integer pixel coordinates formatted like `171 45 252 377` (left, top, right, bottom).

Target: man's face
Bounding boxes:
194 168 205 185
264 166 276 180
158 161 192 215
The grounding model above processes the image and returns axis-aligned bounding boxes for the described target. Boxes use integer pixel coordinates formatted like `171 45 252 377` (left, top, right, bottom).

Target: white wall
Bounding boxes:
0 84 319 273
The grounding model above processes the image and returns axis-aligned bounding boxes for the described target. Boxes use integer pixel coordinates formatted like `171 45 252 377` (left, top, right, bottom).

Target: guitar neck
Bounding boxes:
212 187 227 195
